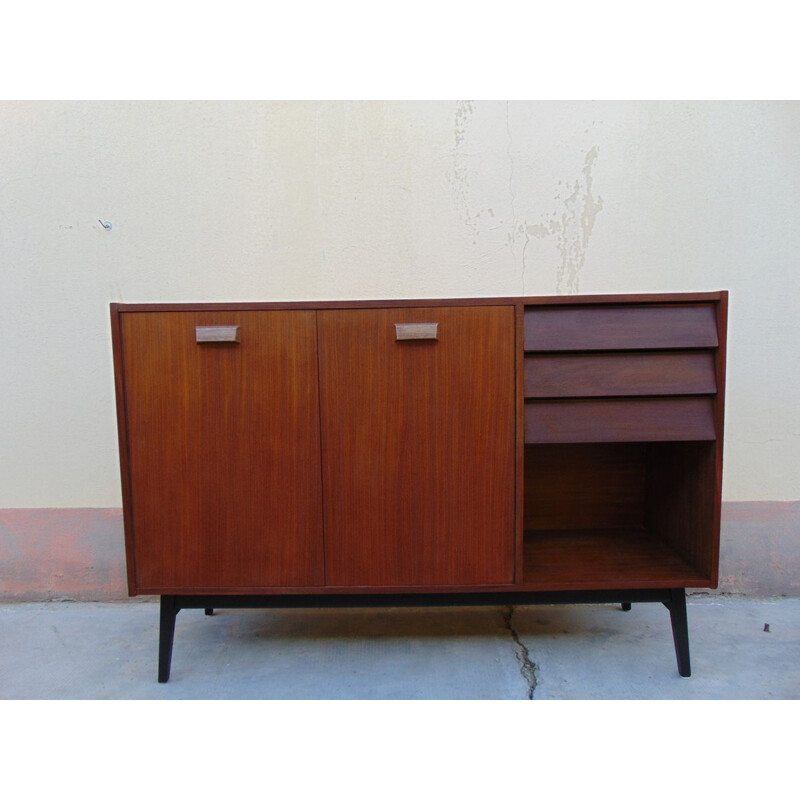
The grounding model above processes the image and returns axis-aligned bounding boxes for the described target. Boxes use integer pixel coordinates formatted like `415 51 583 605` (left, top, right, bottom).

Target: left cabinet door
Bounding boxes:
119 310 324 591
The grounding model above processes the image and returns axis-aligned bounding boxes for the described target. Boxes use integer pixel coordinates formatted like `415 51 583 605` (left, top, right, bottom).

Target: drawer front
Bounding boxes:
524 304 718 351
524 351 717 398
525 397 717 443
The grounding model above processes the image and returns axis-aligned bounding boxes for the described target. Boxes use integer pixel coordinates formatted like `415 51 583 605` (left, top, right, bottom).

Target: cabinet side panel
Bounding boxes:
646 441 717 582
319 306 516 587
111 304 138 594
122 311 324 590
712 293 729 586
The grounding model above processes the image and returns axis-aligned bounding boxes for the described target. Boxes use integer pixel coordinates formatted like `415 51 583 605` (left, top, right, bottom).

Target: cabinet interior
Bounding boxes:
521 441 717 588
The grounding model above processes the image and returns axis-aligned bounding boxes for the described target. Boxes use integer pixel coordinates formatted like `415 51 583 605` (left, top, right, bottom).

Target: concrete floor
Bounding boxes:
1 595 797 699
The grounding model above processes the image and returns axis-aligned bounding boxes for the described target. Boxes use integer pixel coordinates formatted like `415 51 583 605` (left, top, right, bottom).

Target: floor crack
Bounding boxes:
503 606 537 699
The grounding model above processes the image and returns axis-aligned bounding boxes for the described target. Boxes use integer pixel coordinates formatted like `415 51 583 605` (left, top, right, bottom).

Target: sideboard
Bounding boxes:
110 292 727 682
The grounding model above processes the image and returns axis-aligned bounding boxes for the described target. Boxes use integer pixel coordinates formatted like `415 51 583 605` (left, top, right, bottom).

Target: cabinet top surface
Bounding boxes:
111 291 728 313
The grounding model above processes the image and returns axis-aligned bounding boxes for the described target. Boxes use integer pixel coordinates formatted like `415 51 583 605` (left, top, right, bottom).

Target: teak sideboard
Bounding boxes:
110 292 728 682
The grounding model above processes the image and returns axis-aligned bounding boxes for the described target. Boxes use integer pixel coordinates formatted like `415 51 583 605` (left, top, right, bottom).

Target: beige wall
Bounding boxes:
1 100 798 506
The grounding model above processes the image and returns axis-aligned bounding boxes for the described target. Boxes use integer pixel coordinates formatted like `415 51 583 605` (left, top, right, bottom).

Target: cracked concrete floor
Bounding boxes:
0 595 797 699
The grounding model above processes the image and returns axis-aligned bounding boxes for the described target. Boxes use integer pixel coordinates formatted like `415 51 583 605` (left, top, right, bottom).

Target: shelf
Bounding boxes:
521 528 709 589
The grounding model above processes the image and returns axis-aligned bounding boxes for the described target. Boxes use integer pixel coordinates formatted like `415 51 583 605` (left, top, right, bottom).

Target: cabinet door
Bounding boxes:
121 310 323 590
318 306 516 587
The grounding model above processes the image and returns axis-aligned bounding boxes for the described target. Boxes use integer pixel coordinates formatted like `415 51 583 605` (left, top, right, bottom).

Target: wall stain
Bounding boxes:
505 103 522 285
447 100 484 242
526 145 603 294
448 105 603 293
454 100 474 147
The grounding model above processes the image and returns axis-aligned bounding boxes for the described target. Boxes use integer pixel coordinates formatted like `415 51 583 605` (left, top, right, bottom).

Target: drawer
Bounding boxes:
524 304 718 352
524 351 717 398
524 397 717 443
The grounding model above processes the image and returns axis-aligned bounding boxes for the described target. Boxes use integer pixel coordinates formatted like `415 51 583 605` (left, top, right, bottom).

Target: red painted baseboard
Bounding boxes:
0 509 127 601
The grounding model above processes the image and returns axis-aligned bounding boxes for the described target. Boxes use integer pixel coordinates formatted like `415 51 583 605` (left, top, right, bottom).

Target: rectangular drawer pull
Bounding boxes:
395 322 439 341
195 325 241 343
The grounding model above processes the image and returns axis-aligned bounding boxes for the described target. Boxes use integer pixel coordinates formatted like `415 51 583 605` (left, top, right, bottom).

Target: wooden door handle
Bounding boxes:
195 325 241 343
395 323 439 341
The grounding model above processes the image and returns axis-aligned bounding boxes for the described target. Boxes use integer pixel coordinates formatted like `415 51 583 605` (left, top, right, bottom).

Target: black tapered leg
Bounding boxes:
664 588 691 677
158 595 179 683
204 608 214 616
621 602 631 611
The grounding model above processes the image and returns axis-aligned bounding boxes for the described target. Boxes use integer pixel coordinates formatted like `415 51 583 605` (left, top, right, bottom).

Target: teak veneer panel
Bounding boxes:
522 529 709 589
524 351 717 398
120 310 324 590
318 306 516 587
524 443 646 531
647 441 718 585
524 304 719 351
525 397 717 443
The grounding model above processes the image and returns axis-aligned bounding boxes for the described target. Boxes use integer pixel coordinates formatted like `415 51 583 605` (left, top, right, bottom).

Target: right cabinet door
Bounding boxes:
318 306 516 587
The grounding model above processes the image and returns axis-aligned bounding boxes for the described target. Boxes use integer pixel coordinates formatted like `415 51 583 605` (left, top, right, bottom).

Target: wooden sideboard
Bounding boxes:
110 292 727 682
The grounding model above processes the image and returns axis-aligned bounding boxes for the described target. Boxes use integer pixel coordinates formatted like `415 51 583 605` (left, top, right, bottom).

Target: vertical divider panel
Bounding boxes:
515 302 526 584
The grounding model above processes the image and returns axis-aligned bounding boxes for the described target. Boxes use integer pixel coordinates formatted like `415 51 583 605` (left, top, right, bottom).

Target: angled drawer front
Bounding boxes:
525 397 717 443
523 300 721 444
524 351 717 398
524 304 718 351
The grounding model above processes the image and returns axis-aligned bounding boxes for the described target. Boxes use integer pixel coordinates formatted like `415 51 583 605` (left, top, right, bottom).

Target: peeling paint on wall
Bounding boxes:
555 146 603 294
454 100 474 147
505 103 523 289
447 100 501 246
448 103 604 295
525 146 604 294
447 100 481 239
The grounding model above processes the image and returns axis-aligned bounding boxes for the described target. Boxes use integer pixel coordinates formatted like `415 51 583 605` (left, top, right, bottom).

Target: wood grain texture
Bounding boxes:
110 304 138 595
524 351 717 398
524 443 646 531
521 529 709 589
515 302 526 583
646 441 718 585
711 292 729 586
525 397 717 443
318 306 516 587
121 310 324 591
523 291 725 306
524 304 719 351
522 443 718 587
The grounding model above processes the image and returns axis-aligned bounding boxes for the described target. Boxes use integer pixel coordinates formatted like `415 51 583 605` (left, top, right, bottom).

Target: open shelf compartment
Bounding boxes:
520 441 718 589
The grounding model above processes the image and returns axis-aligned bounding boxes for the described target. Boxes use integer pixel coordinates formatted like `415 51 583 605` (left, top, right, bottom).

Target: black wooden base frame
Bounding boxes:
156 588 691 683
